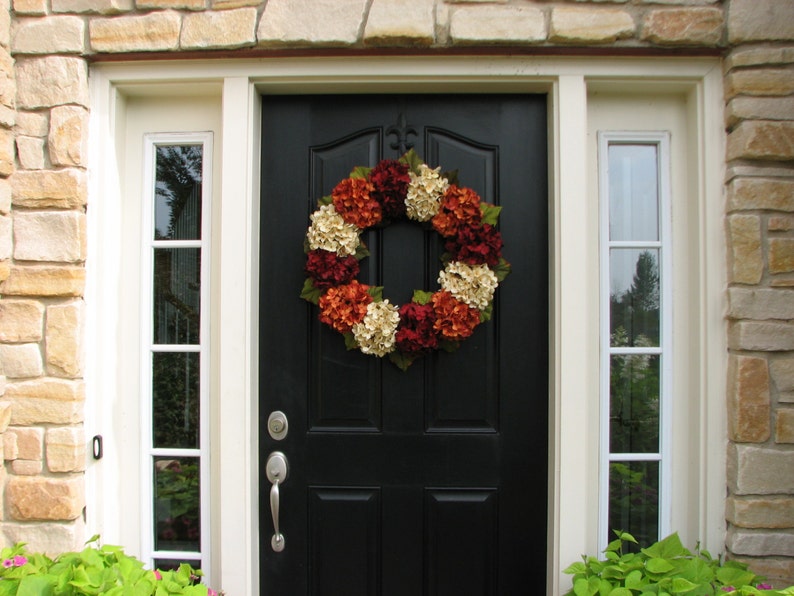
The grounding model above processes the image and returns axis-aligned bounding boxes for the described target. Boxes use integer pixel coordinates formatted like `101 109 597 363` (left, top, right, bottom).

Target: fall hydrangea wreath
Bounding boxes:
300 150 511 371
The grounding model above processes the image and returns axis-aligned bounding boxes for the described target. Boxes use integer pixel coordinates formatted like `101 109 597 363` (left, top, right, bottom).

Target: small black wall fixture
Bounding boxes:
92 435 103 460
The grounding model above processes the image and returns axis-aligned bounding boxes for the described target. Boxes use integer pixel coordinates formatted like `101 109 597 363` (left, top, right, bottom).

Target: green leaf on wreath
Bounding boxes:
480 203 502 226
367 286 384 301
493 258 512 282
343 332 358 351
355 242 370 260
480 302 493 323
443 169 460 186
389 351 415 371
350 166 372 180
318 195 333 207
300 278 323 305
412 290 434 305
399 149 424 174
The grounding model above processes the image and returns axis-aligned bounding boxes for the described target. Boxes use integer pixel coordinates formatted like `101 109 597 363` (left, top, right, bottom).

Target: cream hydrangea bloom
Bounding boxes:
405 164 449 222
306 204 361 256
352 300 400 357
438 261 499 311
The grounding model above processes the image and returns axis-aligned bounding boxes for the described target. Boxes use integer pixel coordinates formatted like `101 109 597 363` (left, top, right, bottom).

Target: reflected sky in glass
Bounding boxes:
608 144 658 242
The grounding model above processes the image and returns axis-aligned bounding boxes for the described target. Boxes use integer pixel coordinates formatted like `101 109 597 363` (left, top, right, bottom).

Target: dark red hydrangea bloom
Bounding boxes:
444 223 503 267
395 302 439 354
369 159 410 219
305 249 360 289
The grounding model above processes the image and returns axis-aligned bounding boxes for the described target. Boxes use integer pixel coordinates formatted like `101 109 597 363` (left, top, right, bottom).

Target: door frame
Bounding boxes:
87 56 726 596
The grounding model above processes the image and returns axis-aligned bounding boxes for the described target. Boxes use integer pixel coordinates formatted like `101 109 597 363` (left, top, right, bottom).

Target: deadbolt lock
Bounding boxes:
267 411 288 440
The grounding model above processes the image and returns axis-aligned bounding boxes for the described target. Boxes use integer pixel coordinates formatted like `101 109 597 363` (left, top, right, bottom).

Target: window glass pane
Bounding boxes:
155 145 203 241
610 249 660 347
154 248 201 344
153 352 200 449
609 461 659 549
610 354 660 453
153 559 201 572
608 144 658 242
154 457 200 553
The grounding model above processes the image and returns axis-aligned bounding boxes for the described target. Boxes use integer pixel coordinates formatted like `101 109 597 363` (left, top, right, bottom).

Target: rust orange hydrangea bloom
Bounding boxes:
430 290 480 341
318 280 373 334
432 185 482 238
332 177 382 229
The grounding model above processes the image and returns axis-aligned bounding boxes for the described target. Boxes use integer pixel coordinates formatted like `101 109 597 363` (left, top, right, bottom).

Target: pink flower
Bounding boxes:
757 583 773 590
208 590 218 596
12 556 26 567
2 559 12 568
154 570 162 580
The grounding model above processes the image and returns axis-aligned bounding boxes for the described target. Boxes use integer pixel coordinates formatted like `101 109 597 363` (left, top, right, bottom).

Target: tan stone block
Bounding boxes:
729 321 794 352
52 0 133 14
16 136 45 171
448 5 545 45
726 69 794 98
16 111 49 138
4 430 17 459
210 0 261 9
89 12 181 52
0 265 85 297
728 288 794 321
0 213 10 260
49 106 88 168
0 261 10 283
7 475 84 520
11 459 42 475
0 128 15 177
0 401 13 432
258 0 367 47
728 121 794 163
0 180 10 215
139 0 203 9
727 496 794 528
641 7 723 46
46 426 85 472
0 344 44 378
725 46 794 70
728 355 771 443
550 7 634 43
6 397 83 425
0 105 15 129
16 56 88 110
11 168 87 209
730 556 794 588
727 96 794 129
46 300 85 378
7 426 43 460
769 238 794 274
728 443 794 495
3 520 84 556
777 409 794 443
13 0 47 14
13 211 86 263
12 16 86 54
769 216 794 232
4 377 84 402
364 0 436 46
771 358 794 392
728 178 794 213
180 8 257 50
728 214 763 284
727 527 794 557
728 0 794 44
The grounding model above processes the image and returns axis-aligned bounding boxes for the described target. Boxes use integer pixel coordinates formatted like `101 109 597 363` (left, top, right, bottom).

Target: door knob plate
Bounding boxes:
267 411 289 441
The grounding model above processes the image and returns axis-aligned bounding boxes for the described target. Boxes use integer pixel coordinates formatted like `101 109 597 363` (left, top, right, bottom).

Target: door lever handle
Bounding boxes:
266 452 288 552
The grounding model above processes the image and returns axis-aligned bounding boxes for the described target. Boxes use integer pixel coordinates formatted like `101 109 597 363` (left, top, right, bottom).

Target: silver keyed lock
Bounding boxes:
267 411 288 441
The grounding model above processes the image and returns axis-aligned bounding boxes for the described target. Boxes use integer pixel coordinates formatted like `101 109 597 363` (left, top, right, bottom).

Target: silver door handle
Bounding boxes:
266 451 288 552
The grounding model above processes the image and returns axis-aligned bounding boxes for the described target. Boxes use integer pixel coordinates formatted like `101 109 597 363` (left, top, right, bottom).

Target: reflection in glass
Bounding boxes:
610 249 660 347
608 144 658 242
153 559 201 571
153 352 199 449
154 457 200 553
609 461 659 550
610 355 660 453
154 248 201 345
155 145 203 241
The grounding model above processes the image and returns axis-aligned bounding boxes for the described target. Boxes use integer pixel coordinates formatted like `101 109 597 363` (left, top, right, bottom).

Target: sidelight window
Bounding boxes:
598 132 672 549
141 134 213 574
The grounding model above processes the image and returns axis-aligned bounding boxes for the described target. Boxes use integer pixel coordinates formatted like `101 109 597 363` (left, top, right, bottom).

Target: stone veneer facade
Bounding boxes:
0 0 792 588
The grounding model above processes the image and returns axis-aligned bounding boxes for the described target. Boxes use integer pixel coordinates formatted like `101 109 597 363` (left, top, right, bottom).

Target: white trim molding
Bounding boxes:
86 56 725 596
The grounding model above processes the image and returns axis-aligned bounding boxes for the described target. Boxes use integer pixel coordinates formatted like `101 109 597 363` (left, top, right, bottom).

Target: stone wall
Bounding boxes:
0 0 792 586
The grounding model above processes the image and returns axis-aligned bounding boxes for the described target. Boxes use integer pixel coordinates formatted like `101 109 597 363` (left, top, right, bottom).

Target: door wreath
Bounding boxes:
300 150 511 371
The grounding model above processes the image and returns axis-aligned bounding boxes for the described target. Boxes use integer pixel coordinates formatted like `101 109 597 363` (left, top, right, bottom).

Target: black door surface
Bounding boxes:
259 94 548 596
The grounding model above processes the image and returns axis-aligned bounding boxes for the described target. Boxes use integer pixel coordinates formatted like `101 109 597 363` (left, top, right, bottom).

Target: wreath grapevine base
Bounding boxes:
300 150 511 371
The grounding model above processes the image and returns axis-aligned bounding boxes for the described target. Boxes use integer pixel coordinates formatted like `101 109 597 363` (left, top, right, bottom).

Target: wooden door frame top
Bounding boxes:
87 56 725 596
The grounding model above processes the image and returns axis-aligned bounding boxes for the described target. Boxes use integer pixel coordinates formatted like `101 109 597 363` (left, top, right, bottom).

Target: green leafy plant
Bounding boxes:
564 531 794 596
0 537 221 596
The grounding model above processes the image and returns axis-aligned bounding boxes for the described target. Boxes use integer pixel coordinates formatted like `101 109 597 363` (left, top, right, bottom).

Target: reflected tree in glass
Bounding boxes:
155 145 203 241
611 250 660 347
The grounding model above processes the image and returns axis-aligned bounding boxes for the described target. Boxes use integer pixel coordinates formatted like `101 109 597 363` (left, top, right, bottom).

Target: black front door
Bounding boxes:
259 94 548 595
